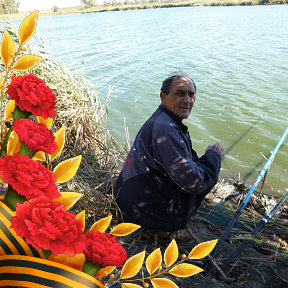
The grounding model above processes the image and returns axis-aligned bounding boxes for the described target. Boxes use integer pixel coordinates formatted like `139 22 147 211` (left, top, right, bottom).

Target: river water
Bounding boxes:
36 5 288 196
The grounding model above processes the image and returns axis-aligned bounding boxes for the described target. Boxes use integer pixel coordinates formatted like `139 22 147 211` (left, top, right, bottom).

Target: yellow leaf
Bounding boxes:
188 239 218 259
95 266 116 278
110 223 141 236
0 172 3 183
53 155 82 183
168 263 203 277
151 278 179 288
120 283 142 288
7 130 20 155
1 29 15 68
90 215 112 233
48 253 85 271
37 116 53 129
4 100 15 122
164 239 178 268
76 210 85 231
12 55 42 71
33 151 46 161
54 192 83 210
18 10 39 45
146 248 162 275
120 251 145 279
49 126 66 161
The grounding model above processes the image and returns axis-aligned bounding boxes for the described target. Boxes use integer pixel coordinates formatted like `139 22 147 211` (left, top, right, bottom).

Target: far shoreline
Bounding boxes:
1 0 287 20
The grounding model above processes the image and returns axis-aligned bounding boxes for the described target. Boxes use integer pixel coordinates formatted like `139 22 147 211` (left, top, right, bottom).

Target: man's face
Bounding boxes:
160 77 196 121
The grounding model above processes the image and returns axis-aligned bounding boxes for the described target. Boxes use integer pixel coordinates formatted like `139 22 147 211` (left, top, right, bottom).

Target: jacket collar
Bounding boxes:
159 104 188 133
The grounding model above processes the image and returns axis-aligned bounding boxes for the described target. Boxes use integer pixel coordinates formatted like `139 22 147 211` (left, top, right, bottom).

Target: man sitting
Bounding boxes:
115 74 224 235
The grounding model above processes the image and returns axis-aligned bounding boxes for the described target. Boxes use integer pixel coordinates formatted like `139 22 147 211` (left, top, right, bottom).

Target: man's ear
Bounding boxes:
160 91 167 104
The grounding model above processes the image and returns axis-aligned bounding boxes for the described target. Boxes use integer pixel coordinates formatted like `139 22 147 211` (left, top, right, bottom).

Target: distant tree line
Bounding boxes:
81 0 288 8
0 0 19 13
81 0 95 8
81 0 166 8
103 0 158 6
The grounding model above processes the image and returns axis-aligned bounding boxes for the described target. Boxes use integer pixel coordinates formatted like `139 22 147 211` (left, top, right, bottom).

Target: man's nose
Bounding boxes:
183 93 191 104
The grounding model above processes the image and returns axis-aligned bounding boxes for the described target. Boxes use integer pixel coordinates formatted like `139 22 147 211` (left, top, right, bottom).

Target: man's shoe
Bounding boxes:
170 229 192 241
155 229 195 249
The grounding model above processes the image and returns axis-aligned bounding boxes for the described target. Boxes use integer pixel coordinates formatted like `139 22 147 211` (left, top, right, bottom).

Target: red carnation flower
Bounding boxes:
13 118 57 154
11 196 85 256
0 154 59 200
83 231 127 267
6 74 56 119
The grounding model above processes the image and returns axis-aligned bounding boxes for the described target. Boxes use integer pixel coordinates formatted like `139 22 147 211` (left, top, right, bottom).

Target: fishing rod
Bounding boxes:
221 191 288 271
206 126 288 267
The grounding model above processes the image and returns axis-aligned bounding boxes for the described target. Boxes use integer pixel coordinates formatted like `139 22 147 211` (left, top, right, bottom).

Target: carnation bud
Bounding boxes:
182 254 186 259
144 283 149 288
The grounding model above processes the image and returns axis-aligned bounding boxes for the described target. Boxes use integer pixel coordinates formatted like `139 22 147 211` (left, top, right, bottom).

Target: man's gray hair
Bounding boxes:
161 74 196 94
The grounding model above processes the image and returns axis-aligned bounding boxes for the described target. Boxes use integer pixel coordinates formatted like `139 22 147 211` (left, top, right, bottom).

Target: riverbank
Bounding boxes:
1 12 287 287
27 33 288 287
119 180 288 287
0 0 287 21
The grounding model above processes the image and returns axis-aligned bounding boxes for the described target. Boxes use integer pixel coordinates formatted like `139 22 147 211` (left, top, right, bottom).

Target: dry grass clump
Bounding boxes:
26 40 126 224
0 19 125 223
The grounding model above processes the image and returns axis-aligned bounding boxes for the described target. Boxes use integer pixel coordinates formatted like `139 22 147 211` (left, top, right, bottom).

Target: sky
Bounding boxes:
18 0 82 12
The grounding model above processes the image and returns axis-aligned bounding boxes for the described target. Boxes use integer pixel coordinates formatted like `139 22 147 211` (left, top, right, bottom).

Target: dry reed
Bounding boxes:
25 36 126 224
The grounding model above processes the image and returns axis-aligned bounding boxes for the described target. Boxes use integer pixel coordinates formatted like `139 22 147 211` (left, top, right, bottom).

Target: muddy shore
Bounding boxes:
119 180 288 288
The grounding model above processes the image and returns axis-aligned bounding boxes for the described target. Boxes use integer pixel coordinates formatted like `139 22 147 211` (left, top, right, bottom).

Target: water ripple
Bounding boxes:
37 5 288 196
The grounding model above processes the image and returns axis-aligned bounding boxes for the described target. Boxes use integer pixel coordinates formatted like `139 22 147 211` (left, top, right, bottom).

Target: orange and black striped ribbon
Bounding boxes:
0 199 44 259
0 254 104 288
0 197 104 288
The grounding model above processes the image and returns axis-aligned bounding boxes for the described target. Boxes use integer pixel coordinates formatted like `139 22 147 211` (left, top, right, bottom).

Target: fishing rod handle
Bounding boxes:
221 192 288 270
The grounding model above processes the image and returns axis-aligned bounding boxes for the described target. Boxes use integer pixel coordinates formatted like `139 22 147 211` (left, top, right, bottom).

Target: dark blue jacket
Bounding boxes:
115 104 221 231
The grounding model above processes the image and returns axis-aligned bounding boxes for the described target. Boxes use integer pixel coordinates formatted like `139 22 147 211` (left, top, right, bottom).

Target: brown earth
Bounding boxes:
119 180 288 288
2 179 287 287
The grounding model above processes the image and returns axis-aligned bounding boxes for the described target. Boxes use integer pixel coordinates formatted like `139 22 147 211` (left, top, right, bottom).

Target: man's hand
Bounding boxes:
206 143 224 158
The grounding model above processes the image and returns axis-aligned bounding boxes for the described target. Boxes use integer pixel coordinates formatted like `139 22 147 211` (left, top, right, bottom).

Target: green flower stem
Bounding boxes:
0 126 12 157
3 185 26 211
82 260 102 277
42 250 52 259
19 142 36 159
13 106 32 121
0 106 32 157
